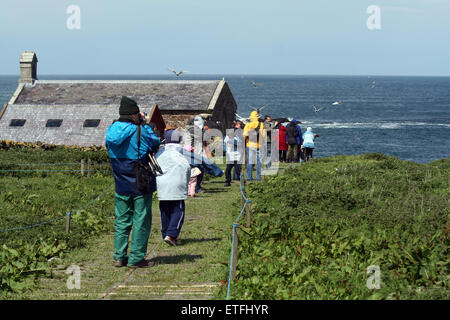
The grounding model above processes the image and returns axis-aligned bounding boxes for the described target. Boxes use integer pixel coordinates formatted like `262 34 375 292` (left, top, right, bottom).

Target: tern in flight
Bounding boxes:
251 81 263 88
235 113 250 124
168 68 188 77
249 105 265 113
312 105 324 113
332 101 343 106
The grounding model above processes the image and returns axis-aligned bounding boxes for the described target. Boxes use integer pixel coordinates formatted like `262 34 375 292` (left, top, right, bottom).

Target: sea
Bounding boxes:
1 75 449 164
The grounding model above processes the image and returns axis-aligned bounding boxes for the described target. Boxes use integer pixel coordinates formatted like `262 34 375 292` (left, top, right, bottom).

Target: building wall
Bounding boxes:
161 110 202 130
211 82 237 133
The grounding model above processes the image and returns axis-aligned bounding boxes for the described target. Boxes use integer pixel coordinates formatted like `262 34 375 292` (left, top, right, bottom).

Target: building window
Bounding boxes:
46 119 63 128
9 119 26 127
83 119 101 128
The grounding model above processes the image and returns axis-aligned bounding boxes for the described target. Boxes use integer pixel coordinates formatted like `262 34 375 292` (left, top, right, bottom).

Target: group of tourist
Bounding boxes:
105 96 318 268
223 111 320 182
276 118 319 163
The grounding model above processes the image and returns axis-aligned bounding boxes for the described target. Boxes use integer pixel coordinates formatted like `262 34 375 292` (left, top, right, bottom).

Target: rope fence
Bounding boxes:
226 172 252 300
0 159 112 176
0 183 114 233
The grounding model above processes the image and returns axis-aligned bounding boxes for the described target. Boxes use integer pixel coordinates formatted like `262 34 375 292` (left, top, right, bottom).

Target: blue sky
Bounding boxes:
0 0 449 75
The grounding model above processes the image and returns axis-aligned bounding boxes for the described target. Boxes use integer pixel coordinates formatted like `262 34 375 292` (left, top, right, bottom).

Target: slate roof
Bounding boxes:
14 80 222 111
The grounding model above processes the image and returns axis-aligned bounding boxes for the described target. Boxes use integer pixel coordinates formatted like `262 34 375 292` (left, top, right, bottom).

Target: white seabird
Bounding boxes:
168 68 188 77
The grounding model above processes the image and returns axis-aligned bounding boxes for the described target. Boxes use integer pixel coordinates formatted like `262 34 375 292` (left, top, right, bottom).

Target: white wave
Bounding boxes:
301 121 450 129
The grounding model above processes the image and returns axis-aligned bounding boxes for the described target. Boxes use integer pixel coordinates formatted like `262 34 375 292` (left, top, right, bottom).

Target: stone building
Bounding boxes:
0 52 237 146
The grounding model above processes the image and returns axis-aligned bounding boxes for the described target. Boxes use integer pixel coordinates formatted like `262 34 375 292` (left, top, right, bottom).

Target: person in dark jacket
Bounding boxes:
105 96 161 268
285 119 302 163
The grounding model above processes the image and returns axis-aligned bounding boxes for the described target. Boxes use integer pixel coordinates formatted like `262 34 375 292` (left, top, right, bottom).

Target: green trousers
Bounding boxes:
113 193 152 266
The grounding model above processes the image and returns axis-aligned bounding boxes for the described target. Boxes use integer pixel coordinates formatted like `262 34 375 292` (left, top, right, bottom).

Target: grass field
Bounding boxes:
1 142 448 299
232 154 449 299
0 143 237 298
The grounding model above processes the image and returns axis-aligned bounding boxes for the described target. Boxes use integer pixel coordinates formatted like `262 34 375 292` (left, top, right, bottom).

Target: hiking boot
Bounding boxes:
224 182 231 187
127 259 154 269
164 235 177 246
114 259 128 268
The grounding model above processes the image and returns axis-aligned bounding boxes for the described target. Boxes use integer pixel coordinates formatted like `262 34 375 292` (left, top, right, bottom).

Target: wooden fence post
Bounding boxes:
65 213 71 234
87 159 91 178
81 159 85 176
240 179 245 209
231 224 239 281
246 201 252 228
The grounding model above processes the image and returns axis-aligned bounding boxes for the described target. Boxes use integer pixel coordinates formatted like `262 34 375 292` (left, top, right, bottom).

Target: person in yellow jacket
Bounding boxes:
243 110 266 180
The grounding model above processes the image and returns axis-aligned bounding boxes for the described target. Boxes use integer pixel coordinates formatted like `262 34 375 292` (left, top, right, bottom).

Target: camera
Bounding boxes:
139 112 150 125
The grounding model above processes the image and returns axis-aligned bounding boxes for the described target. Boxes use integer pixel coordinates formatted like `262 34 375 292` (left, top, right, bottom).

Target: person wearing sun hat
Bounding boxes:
105 96 161 268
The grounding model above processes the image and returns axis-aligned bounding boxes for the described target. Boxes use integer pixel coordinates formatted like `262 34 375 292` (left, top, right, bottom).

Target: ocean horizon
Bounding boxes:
1 74 449 164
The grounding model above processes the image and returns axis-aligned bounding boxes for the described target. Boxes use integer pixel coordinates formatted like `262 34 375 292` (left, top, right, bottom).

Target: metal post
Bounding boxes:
231 224 239 281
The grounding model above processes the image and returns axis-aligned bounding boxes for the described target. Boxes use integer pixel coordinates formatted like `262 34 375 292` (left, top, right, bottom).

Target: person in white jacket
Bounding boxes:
155 129 191 246
224 121 244 186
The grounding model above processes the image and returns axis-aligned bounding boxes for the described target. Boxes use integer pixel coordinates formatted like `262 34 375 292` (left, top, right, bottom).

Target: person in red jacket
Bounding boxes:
275 122 287 162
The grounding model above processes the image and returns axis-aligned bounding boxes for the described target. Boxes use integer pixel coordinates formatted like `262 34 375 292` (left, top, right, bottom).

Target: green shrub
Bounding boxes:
0 146 114 294
230 155 449 299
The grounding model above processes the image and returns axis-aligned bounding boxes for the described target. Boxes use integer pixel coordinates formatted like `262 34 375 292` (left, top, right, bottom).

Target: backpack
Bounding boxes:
133 125 156 193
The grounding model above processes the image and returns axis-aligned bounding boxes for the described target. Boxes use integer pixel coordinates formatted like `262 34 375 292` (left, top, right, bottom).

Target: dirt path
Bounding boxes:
25 177 240 300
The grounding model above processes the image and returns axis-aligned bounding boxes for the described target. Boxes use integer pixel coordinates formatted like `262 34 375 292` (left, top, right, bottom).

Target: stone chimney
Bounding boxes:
19 51 38 83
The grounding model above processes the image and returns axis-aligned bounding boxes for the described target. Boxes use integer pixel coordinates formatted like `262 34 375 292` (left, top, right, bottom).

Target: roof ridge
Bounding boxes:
34 80 222 84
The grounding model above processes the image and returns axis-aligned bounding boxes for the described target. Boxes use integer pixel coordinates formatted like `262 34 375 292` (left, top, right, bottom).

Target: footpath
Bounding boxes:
24 176 241 300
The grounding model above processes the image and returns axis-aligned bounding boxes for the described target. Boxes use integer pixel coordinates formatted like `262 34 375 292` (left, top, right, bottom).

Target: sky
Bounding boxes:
0 0 449 76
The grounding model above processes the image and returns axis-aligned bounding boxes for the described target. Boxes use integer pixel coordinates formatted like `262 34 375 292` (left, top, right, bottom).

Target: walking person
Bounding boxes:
243 111 266 181
155 129 191 246
285 119 301 163
302 127 319 162
224 120 244 186
105 96 161 268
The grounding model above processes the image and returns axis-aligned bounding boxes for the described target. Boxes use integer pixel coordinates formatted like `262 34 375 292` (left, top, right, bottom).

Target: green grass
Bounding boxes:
1 144 448 300
230 154 449 299
0 143 238 298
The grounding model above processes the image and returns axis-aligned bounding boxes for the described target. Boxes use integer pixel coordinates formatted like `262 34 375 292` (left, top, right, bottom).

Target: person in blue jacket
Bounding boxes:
301 127 319 162
105 96 161 268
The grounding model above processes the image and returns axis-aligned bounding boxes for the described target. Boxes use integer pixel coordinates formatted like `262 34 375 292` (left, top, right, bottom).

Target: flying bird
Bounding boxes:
312 105 324 113
235 113 250 124
251 81 263 88
249 105 265 113
168 68 188 77
371 80 376 88
332 101 343 106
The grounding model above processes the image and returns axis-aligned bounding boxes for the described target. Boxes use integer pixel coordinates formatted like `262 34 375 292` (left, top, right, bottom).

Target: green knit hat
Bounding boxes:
119 96 140 115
